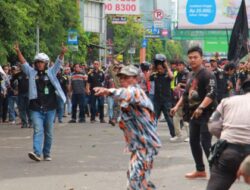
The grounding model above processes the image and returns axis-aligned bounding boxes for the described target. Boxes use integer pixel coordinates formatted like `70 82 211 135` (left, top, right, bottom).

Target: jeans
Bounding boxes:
189 115 212 171
206 145 250 190
71 94 86 121
56 96 64 122
1 96 8 122
8 96 18 122
30 110 56 157
90 93 104 121
107 96 114 120
154 100 175 137
66 96 72 114
18 94 31 127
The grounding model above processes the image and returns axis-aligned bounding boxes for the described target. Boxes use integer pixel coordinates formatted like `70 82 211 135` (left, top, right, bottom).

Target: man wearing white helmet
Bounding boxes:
14 43 67 162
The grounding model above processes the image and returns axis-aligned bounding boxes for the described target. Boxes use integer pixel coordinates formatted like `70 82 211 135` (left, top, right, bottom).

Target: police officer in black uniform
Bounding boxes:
86 61 106 123
211 59 228 103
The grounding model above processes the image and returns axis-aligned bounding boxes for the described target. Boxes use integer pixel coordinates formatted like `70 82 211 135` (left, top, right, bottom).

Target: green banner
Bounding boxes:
172 29 231 40
204 39 228 53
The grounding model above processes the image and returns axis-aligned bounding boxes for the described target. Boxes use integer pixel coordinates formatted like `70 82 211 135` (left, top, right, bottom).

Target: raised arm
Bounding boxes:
13 43 26 64
51 43 68 75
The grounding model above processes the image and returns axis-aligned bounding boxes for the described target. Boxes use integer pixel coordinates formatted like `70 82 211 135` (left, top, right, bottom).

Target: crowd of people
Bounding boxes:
1 45 250 189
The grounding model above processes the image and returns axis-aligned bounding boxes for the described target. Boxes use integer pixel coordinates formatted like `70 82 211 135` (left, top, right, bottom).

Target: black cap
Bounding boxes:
242 78 250 90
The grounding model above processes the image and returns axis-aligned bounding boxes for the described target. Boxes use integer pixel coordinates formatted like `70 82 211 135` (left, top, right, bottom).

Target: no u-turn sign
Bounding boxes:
153 9 164 21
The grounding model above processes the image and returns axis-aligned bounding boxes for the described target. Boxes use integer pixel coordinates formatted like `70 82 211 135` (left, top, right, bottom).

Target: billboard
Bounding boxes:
105 0 140 15
178 0 250 29
79 0 104 33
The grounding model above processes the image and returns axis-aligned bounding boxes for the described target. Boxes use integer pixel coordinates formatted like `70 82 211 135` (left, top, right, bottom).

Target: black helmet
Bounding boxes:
154 54 166 62
140 62 150 71
242 78 250 92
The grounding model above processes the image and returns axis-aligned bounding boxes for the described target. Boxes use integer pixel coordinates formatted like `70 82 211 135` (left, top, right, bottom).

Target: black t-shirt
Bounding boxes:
183 68 217 115
175 70 189 88
0 75 2 94
150 72 172 103
57 74 69 96
29 71 57 111
213 68 228 100
12 71 29 95
88 70 105 92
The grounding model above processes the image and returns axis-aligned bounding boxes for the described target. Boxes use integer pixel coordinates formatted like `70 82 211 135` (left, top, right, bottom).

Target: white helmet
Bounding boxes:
34 53 50 63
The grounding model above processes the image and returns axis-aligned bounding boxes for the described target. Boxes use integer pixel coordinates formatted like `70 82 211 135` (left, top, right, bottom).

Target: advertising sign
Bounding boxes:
67 30 78 45
67 29 78 51
105 0 140 15
178 0 250 29
111 16 127 24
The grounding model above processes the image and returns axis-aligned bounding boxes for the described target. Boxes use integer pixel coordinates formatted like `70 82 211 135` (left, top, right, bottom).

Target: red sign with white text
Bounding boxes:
105 0 140 15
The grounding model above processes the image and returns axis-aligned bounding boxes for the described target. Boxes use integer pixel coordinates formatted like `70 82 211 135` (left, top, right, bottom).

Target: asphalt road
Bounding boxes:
0 118 248 190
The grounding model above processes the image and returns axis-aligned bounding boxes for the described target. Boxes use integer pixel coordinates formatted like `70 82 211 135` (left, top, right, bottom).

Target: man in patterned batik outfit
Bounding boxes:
94 65 161 190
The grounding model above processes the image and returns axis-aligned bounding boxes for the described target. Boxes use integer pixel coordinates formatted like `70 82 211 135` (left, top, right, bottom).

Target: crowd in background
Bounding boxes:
0 52 249 137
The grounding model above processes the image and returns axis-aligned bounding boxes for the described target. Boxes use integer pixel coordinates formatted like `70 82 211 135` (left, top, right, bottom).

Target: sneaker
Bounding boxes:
68 120 76 123
100 119 106 123
79 119 86 123
109 120 115 126
21 124 28 128
44 156 52 161
9 121 16 125
90 120 96 123
170 136 179 142
28 152 41 162
184 137 190 142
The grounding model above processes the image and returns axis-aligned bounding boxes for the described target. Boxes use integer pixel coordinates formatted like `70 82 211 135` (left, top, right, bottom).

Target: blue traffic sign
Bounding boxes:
67 29 78 45
152 26 160 35
142 39 148 48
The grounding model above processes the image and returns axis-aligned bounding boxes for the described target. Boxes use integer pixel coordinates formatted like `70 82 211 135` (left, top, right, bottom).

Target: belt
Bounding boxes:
227 143 250 152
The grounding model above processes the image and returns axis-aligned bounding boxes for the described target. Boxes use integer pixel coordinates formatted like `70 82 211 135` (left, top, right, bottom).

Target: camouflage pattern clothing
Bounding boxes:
109 84 161 190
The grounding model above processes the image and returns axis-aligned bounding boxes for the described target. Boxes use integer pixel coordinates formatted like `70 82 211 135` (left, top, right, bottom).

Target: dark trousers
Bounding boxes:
90 93 104 121
189 115 212 171
18 94 31 126
154 100 175 137
71 94 86 121
206 145 250 190
1 96 8 122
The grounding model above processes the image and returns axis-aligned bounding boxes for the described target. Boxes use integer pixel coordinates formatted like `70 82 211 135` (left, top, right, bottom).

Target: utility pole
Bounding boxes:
154 0 157 9
36 23 40 54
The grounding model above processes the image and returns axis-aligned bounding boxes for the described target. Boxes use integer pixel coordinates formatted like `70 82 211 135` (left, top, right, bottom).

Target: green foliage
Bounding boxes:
146 39 164 62
107 16 184 63
164 40 184 61
0 0 88 65
108 16 144 63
